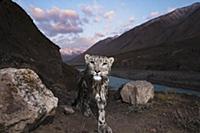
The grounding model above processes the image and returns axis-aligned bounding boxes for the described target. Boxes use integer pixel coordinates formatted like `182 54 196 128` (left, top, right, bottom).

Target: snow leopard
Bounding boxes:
74 54 114 133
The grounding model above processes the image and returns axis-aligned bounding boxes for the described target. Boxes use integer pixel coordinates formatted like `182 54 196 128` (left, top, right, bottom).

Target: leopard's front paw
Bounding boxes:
98 124 112 133
105 125 112 133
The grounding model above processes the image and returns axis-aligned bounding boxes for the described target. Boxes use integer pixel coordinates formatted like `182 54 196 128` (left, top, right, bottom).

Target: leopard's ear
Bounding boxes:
109 57 114 65
84 54 90 63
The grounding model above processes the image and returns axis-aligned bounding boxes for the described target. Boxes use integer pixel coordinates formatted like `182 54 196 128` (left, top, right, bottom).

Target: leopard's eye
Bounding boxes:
102 62 107 66
90 61 95 64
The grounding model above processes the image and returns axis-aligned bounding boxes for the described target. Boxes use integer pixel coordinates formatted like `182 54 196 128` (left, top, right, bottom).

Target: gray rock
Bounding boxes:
120 80 154 105
63 105 75 115
0 68 58 133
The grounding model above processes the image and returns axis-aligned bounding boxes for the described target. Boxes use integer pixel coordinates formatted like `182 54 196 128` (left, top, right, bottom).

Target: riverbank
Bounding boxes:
31 67 200 133
111 68 200 92
32 91 200 133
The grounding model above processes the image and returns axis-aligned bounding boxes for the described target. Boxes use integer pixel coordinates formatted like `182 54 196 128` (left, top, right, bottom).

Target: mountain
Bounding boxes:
60 48 83 62
69 36 117 65
0 0 78 104
70 3 200 72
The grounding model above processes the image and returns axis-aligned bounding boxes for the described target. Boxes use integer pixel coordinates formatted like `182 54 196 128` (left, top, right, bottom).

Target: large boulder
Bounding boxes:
0 68 58 133
0 0 79 104
120 80 154 105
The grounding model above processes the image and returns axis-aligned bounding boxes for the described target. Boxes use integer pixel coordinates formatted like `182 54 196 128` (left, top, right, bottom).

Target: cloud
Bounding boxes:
30 6 84 37
80 4 104 23
51 31 105 55
52 35 97 50
38 22 83 37
81 5 94 16
146 11 161 20
104 10 115 20
82 17 89 24
80 4 117 23
30 7 46 21
146 7 177 20
94 32 105 38
60 47 84 61
81 4 102 16
29 5 107 54
128 16 135 23
94 16 101 23
111 16 135 35
60 48 83 55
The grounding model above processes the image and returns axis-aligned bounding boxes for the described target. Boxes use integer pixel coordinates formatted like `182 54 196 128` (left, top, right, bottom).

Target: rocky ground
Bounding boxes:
32 91 200 133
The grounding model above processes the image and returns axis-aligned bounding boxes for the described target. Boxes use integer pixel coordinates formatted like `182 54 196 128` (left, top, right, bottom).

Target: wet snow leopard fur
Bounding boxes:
74 54 114 133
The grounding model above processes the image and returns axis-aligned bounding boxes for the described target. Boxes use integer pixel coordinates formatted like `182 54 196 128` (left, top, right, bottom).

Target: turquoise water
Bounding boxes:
77 68 200 97
109 76 200 97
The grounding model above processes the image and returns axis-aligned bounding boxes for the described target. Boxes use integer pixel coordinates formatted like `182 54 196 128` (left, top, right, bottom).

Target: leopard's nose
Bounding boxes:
95 70 100 73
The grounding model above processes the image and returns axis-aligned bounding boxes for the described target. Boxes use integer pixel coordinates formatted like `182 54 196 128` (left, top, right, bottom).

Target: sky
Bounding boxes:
13 0 200 55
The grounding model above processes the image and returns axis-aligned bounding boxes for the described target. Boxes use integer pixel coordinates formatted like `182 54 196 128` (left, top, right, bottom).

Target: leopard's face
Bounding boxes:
84 54 114 81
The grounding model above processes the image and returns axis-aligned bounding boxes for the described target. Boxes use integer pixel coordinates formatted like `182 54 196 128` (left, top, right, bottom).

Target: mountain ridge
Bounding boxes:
70 2 200 70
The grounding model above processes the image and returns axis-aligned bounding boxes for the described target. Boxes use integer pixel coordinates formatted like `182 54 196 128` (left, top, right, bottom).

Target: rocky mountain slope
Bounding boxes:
70 2 200 72
0 0 78 104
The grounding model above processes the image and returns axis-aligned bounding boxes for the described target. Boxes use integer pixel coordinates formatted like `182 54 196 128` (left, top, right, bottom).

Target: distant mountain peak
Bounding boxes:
60 48 83 56
60 48 83 62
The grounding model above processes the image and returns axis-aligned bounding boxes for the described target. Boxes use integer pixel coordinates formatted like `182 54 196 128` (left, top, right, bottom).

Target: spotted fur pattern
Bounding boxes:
74 54 114 133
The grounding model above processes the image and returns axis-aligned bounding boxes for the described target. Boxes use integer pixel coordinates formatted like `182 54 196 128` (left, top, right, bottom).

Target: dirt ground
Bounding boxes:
32 91 200 133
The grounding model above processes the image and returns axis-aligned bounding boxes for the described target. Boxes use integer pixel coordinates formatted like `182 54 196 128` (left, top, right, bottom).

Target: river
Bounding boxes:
109 76 200 97
77 67 200 97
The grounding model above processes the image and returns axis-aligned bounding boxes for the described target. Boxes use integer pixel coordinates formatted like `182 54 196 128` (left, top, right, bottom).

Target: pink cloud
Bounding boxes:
53 35 97 50
53 32 105 54
60 48 83 55
37 22 83 37
104 10 115 20
94 16 101 23
30 7 46 21
30 6 84 36
94 32 105 38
